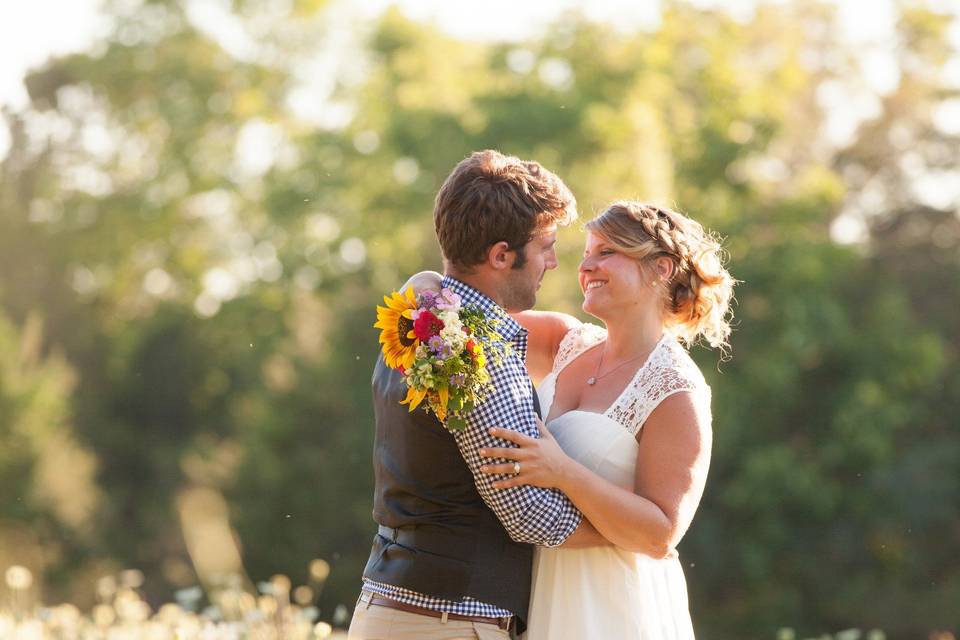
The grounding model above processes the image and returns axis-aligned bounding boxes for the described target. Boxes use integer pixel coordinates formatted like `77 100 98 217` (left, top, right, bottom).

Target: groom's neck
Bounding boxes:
444 267 505 308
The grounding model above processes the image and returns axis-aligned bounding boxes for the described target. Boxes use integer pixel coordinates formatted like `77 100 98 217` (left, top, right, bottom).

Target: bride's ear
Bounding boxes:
486 241 515 271
654 257 674 282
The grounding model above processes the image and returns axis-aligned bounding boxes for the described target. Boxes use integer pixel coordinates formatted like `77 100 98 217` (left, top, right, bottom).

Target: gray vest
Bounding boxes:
362 353 535 630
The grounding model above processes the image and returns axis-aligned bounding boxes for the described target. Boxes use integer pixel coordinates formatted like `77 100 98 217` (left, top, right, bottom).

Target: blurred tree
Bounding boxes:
0 0 957 636
0 0 354 607
0 312 101 601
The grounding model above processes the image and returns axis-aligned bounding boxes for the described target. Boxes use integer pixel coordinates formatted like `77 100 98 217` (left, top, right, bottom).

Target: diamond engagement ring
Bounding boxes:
513 462 521 475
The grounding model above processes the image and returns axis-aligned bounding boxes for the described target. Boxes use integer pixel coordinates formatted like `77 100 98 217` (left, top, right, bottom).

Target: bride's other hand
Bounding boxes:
479 419 573 490
400 270 442 295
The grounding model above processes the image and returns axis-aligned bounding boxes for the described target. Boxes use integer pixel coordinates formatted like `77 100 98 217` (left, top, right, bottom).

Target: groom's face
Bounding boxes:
500 224 559 312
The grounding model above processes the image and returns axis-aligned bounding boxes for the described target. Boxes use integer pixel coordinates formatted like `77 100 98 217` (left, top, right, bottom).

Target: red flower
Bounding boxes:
413 310 444 341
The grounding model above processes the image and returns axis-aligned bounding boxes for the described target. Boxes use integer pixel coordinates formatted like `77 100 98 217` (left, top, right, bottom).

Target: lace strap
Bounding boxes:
552 323 606 375
608 339 711 436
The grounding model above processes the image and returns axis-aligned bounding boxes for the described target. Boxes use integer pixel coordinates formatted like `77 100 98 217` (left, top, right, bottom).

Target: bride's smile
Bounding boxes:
583 280 606 291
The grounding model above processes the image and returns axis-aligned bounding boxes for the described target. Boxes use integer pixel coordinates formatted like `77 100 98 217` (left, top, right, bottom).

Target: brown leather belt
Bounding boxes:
358 591 512 630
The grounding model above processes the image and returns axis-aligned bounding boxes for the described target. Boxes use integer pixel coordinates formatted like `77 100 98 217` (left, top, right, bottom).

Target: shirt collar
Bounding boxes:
441 276 524 341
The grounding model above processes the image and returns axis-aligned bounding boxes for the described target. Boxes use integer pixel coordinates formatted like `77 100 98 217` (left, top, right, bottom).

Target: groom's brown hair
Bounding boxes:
434 150 577 270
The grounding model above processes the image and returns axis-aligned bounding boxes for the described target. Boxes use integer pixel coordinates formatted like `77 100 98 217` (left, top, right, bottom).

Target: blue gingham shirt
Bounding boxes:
363 276 583 618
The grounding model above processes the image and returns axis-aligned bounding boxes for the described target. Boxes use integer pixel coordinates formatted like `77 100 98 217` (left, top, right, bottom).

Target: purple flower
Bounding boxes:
449 373 467 387
419 290 440 309
428 335 446 353
427 335 453 359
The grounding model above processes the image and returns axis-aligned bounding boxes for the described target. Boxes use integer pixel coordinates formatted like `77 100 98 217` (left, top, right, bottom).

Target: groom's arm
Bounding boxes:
452 353 582 547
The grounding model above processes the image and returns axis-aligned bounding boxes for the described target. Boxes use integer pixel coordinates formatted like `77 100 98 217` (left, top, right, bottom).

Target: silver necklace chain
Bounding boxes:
586 341 658 386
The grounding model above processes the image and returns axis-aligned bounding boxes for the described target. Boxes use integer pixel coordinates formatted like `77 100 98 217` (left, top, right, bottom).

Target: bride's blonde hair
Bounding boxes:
585 201 736 353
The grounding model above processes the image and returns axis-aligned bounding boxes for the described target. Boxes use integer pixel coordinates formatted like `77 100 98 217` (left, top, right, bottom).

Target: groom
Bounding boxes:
349 150 602 639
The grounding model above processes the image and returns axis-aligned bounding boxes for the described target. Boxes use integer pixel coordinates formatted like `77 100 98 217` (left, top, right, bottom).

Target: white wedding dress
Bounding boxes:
525 323 710 640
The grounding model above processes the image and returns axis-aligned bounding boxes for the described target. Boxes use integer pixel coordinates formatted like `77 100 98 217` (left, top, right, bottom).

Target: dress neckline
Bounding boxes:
544 332 669 425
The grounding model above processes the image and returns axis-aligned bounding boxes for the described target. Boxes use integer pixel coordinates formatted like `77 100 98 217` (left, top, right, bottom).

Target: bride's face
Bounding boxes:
578 232 651 319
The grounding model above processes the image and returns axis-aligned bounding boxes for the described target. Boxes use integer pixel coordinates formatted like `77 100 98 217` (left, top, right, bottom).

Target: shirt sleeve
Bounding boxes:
452 347 583 547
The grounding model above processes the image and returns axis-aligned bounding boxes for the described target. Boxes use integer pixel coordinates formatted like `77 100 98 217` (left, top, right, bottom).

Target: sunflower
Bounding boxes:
400 385 428 412
374 288 419 370
401 383 448 420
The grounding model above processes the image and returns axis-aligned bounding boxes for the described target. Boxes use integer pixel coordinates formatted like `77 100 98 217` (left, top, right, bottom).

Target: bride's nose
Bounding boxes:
579 256 594 272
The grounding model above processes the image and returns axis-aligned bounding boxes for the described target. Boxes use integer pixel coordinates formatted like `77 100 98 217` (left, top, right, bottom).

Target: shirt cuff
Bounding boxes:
525 488 583 547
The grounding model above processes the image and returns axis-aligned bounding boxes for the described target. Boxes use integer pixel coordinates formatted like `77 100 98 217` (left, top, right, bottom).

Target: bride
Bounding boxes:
476 201 735 639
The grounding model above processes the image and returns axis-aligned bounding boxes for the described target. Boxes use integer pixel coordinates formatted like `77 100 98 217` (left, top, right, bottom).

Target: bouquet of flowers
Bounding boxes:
374 286 510 431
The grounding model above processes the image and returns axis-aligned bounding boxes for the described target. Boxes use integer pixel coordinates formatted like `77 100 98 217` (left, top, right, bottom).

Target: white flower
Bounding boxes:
438 310 462 331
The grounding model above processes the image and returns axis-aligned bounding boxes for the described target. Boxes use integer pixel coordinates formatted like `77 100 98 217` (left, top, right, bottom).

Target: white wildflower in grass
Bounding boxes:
0 564 345 639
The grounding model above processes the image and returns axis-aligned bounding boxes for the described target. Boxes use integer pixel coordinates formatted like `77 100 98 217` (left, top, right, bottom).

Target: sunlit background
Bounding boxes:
1 0 959 638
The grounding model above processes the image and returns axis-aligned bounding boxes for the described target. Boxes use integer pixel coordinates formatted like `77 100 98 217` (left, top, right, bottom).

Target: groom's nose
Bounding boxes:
545 248 558 270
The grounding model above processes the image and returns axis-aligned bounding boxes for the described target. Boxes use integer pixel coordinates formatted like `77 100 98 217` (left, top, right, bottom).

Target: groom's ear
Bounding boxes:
486 241 516 271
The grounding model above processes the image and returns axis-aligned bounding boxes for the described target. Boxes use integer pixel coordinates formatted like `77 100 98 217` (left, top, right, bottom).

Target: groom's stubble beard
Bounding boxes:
499 251 541 312
500 279 537 312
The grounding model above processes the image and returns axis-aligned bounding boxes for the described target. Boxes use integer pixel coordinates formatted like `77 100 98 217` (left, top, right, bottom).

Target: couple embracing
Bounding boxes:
349 150 735 639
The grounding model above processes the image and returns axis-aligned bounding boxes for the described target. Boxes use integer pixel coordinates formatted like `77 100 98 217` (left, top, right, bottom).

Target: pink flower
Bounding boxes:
435 288 462 311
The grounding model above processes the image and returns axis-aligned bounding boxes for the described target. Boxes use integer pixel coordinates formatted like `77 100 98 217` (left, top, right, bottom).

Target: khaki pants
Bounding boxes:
347 593 511 640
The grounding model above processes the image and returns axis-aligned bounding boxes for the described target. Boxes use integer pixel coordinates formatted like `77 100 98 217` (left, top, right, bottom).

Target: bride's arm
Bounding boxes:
560 519 610 548
479 393 712 557
511 311 581 384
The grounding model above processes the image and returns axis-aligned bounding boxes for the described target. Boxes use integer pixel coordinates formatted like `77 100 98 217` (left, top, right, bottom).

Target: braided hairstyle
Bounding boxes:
585 201 735 352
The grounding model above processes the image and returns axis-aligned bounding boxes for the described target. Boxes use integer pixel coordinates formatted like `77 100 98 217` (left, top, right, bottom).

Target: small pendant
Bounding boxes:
586 377 596 386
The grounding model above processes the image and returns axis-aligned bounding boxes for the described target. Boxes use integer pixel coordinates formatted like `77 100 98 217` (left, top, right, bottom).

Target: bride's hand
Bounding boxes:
479 419 572 490
400 270 442 295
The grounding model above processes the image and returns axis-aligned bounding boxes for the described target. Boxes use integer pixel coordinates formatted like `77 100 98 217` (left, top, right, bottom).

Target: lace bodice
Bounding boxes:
547 323 711 436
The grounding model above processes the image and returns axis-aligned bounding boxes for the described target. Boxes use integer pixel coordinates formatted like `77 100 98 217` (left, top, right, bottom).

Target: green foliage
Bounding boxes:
0 1 957 636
